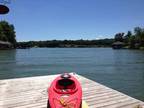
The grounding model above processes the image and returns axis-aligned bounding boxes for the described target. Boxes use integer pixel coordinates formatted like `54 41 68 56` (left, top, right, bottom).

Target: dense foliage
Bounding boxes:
114 27 144 49
0 21 17 47
17 39 114 48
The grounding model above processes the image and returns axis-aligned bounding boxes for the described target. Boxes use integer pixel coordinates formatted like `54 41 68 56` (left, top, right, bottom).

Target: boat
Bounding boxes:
112 41 124 49
47 73 84 108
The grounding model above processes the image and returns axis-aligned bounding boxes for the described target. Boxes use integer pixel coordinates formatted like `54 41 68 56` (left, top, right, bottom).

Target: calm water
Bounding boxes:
0 48 144 101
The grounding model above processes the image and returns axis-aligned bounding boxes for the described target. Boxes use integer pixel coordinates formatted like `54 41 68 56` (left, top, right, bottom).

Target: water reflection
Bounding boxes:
112 50 144 100
0 50 17 79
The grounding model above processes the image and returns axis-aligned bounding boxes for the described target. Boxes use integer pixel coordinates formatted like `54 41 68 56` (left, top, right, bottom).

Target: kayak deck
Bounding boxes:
0 73 144 108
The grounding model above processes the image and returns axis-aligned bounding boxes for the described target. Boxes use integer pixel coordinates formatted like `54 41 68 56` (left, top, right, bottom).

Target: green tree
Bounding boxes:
124 31 132 45
114 33 124 42
129 36 136 48
0 21 16 47
134 27 144 47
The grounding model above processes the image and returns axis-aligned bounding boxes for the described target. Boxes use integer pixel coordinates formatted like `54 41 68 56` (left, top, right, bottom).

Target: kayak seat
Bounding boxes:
55 79 77 93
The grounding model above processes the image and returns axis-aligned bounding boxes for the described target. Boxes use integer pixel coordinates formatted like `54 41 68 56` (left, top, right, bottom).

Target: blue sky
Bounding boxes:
0 0 144 41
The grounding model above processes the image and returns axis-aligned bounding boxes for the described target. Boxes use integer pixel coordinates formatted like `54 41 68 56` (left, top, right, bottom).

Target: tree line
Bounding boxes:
114 27 144 49
17 39 114 48
0 21 17 47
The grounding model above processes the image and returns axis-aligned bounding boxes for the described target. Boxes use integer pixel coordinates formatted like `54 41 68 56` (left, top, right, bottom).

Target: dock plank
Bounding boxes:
0 73 144 108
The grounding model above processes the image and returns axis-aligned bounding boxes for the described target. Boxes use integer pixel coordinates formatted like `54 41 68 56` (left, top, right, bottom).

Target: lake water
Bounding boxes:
0 48 144 101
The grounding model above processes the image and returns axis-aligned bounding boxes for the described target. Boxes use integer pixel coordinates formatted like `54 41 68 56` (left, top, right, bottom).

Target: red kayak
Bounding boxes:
48 73 82 108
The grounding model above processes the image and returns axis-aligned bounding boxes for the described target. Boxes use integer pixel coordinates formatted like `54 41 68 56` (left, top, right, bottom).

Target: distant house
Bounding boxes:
112 41 124 49
0 41 13 49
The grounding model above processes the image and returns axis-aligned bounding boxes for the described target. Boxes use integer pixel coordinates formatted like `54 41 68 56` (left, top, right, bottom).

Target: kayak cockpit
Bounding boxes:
54 78 78 94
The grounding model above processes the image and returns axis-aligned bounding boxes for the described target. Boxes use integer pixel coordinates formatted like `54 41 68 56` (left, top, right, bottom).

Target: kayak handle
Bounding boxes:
61 73 71 79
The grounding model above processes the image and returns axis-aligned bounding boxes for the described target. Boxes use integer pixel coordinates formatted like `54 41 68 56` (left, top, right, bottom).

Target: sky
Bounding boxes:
0 0 144 41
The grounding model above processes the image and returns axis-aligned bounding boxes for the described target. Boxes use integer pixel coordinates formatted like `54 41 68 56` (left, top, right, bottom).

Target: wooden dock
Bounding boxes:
0 73 144 108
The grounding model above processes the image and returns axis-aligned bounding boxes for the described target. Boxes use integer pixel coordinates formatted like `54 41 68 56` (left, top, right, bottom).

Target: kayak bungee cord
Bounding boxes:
60 97 76 108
